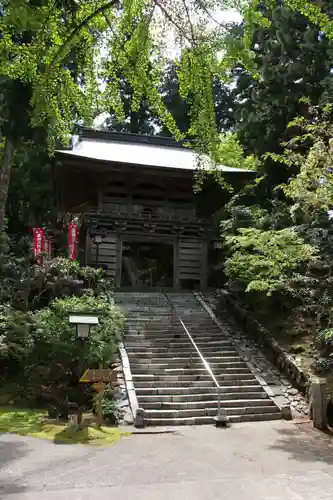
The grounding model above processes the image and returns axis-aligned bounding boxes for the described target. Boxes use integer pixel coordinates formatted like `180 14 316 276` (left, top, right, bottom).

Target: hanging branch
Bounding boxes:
153 0 193 43
181 0 197 45
49 0 121 68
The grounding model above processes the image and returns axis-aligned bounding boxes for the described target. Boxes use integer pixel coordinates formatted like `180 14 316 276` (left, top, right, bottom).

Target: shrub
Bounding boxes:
12 258 112 311
93 387 121 425
0 241 112 311
224 228 317 295
315 328 333 357
3 294 125 413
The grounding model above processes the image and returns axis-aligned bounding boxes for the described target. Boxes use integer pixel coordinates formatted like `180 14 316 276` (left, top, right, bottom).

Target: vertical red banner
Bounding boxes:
33 228 45 265
68 223 79 260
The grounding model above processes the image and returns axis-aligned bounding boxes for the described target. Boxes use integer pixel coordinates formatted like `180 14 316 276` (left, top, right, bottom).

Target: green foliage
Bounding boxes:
220 204 269 234
266 103 333 216
94 387 121 425
0 0 243 151
0 407 130 444
1 293 125 413
0 251 125 415
224 227 317 294
216 132 260 170
286 0 333 40
0 249 112 311
0 306 33 362
313 328 333 375
233 2 333 190
33 293 123 367
215 0 333 378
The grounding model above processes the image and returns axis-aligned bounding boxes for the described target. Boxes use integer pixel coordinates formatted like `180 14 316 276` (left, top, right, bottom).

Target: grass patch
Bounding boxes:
0 407 130 445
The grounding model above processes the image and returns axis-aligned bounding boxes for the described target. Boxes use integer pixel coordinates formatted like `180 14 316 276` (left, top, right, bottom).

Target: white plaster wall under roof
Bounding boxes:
56 136 255 174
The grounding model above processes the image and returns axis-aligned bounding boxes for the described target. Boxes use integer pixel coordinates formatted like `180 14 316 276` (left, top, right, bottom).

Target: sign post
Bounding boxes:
79 368 118 384
80 367 118 427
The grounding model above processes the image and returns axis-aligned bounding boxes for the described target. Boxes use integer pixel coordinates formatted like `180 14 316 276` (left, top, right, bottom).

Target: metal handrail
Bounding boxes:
163 292 226 422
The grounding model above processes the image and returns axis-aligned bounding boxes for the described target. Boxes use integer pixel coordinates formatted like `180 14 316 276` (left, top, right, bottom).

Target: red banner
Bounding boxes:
33 228 45 265
68 223 79 260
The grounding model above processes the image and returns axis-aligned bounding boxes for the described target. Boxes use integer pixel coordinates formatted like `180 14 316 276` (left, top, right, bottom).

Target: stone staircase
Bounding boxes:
115 291 282 426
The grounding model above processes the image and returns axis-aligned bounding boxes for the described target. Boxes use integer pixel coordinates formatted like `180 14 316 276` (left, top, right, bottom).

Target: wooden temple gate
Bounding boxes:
54 129 254 290
84 188 211 289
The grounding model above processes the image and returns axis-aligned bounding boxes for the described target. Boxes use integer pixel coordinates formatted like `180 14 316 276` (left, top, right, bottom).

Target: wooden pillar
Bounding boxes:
200 239 208 290
174 237 180 289
115 236 122 288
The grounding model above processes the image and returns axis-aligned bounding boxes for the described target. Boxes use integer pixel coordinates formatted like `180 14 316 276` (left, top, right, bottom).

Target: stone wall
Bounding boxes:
216 290 310 395
113 359 134 425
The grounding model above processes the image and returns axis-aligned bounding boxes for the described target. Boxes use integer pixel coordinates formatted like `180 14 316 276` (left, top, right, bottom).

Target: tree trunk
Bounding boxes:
0 136 15 231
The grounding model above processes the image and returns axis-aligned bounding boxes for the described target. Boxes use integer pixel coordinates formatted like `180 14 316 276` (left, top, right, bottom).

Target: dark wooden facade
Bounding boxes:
54 130 254 290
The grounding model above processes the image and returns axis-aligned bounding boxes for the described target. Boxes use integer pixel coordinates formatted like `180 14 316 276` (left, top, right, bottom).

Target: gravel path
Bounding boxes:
2 420 333 500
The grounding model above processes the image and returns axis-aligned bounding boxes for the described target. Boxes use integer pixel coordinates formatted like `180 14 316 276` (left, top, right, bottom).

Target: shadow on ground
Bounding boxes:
0 437 28 494
269 423 333 464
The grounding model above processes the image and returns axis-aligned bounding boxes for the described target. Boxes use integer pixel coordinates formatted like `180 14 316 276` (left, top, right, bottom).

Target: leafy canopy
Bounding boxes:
0 0 252 155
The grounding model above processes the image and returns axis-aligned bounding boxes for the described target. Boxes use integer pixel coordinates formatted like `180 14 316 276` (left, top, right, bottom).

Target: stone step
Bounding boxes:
124 333 228 348
127 329 223 336
137 391 268 404
135 384 262 396
144 405 281 419
142 398 275 410
133 374 257 389
130 354 239 363
129 359 244 371
132 369 251 381
130 353 239 363
125 341 232 349
126 348 233 356
127 319 217 324
125 334 226 342
127 351 238 359
129 365 248 375
125 342 233 351
132 371 256 380
134 380 216 389
127 352 246 363
144 412 283 426
133 377 258 389
129 359 242 370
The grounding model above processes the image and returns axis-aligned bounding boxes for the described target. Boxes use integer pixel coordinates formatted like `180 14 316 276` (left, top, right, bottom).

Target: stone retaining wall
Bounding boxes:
217 289 310 395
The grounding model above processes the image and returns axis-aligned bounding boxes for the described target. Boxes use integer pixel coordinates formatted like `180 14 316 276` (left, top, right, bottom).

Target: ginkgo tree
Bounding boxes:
1 0 333 233
0 0 241 231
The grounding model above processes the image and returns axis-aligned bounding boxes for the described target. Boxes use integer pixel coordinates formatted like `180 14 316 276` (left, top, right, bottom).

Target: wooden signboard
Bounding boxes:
80 368 118 384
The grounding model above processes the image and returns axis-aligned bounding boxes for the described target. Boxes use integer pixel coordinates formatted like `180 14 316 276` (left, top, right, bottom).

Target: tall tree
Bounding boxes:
232 2 333 188
103 65 158 135
158 64 234 137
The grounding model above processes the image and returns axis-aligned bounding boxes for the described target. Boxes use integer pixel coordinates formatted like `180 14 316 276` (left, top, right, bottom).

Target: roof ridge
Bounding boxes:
80 128 193 149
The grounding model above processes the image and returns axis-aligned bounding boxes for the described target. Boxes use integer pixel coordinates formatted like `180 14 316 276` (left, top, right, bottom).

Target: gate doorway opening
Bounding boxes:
121 241 174 288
